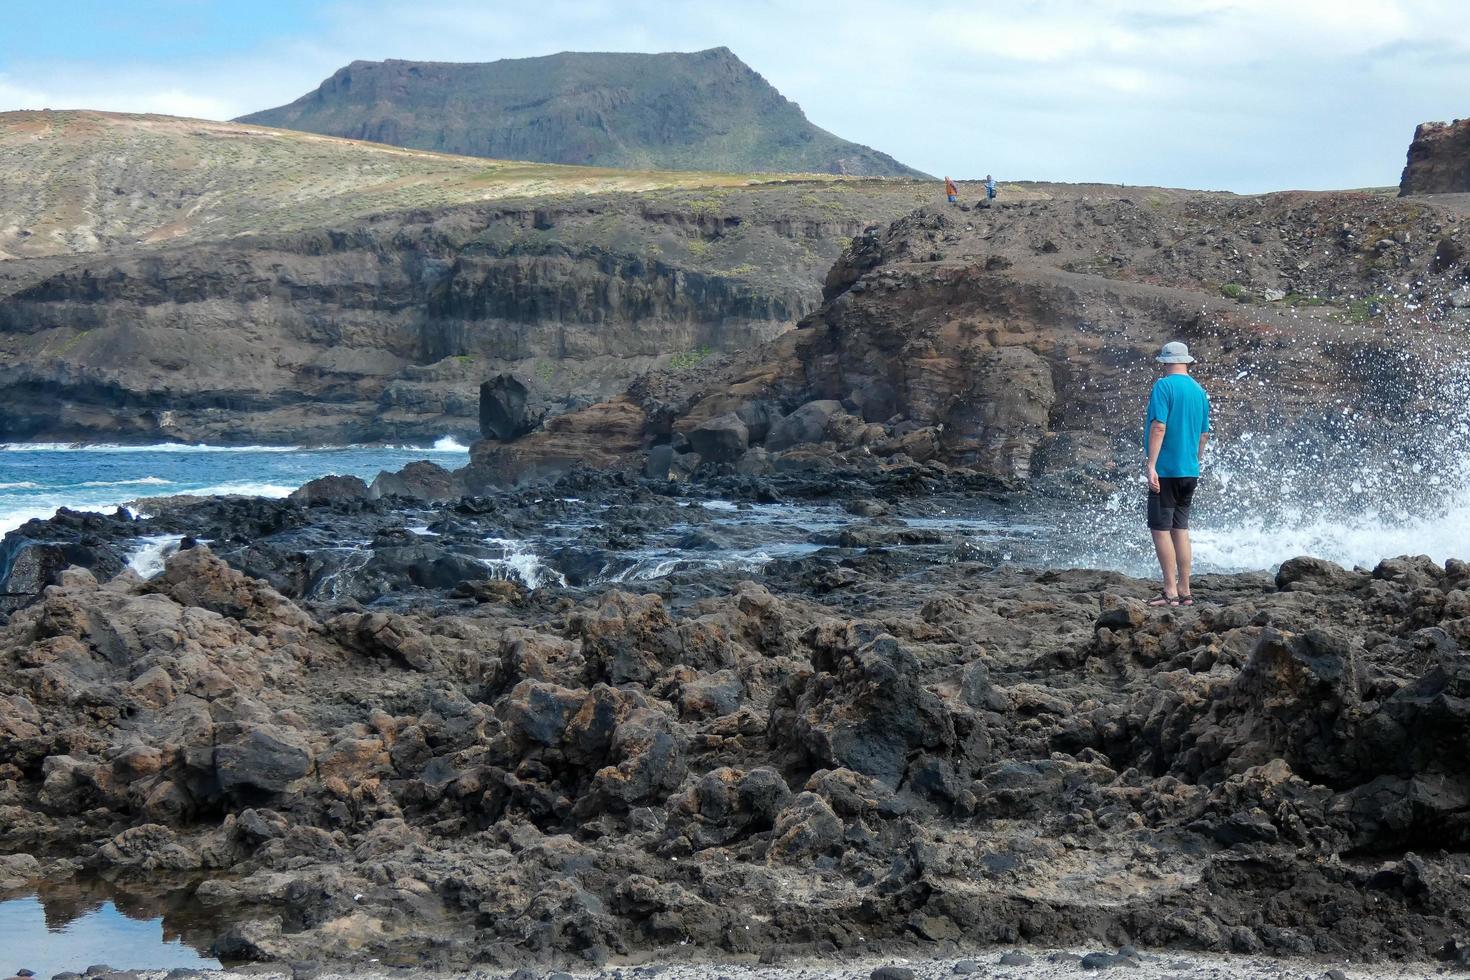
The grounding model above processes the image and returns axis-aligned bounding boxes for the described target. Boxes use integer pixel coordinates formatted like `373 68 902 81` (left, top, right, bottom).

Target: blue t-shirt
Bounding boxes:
1144 374 1211 478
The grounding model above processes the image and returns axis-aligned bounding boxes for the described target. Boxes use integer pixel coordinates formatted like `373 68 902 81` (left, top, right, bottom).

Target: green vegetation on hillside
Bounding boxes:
239 48 927 178
0 110 911 259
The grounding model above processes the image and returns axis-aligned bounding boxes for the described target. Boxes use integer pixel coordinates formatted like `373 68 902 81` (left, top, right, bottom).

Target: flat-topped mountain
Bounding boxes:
238 47 926 178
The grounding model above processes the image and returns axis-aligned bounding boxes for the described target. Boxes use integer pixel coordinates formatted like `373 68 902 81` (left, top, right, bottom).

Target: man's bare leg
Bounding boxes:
1151 530 1178 598
1171 528 1193 598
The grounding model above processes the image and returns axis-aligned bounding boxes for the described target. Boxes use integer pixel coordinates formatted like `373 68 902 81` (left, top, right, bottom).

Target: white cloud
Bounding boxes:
2 0 1468 191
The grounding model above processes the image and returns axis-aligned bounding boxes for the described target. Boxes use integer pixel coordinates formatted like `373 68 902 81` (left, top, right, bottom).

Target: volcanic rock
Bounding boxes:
239 49 924 177
368 461 464 502
1400 118 1470 195
686 413 750 463
3 495 1470 969
288 475 369 505
480 374 538 442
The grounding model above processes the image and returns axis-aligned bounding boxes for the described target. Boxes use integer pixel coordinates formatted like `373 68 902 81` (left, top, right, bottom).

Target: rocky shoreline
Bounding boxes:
1 463 1468 971
2 172 1469 975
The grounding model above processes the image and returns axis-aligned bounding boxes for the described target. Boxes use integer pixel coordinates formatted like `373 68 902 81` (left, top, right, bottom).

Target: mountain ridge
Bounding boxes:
238 47 928 178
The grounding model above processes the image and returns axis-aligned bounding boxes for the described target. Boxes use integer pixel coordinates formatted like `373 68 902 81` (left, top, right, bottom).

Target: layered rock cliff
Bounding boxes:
471 190 1470 493
1400 118 1470 196
0 185 925 444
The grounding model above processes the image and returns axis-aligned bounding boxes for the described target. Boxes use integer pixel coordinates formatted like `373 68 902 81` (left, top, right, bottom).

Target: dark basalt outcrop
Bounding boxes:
1400 118 1470 196
1 537 1468 968
240 48 926 178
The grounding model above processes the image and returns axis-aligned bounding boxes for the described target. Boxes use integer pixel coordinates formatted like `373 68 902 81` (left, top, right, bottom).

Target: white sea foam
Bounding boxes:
180 482 297 499
480 537 566 589
1191 509 1470 573
2 438 470 454
125 534 186 579
0 442 304 453
0 482 40 490
74 477 173 488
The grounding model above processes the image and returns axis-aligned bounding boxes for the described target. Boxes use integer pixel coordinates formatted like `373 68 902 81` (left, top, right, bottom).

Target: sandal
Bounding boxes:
1179 593 1195 606
1148 592 1181 607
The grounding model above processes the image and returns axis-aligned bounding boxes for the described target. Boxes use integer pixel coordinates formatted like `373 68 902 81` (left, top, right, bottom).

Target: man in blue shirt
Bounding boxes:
1144 341 1211 607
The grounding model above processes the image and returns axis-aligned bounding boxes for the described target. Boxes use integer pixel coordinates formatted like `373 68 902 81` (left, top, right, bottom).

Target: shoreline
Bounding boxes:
2 470 1468 970
15 946 1448 979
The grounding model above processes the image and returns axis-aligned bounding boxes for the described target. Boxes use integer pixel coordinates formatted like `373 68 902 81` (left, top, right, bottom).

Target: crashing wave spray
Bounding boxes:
1054 278 1470 574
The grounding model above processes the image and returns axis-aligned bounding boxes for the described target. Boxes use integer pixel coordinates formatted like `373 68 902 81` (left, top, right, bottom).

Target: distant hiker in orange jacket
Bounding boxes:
944 176 958 204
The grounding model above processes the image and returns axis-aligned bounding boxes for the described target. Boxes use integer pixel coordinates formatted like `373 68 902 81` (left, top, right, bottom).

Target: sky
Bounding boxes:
2 0 1468 192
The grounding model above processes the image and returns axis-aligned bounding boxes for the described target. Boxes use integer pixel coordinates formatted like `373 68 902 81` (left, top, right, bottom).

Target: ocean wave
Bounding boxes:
0 442 304 453
0 481 40 490
1 503 123 537
125 534 187 579
74 477 173 488
1 437 471 454
158 482 297 499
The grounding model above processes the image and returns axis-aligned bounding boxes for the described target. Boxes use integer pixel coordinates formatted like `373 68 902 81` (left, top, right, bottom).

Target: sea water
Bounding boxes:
0 438 471 536
1 429 1467 582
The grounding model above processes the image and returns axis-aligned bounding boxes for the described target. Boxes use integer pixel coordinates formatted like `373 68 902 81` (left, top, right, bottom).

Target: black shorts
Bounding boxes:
1148 477 1198 531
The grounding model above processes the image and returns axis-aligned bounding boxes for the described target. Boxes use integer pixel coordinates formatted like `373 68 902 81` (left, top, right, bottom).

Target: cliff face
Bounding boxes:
1400 119 1470 196
471 190 1470 491
0 187 924 444
239 48 927 177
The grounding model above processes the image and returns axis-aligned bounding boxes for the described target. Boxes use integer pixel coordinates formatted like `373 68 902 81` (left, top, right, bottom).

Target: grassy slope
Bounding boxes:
0 109 906 259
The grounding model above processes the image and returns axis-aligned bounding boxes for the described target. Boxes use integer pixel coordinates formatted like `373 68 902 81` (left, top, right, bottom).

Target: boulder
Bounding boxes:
288 474 368 504
464 396 648 488
669 766 791 849
0 527 125 612
479 374 537 441
735 400 780 443
1275 555 1361 592
686 413 749 463
768 791 843 863
214 726 314 795
777 625 955 787
367 460 464 502
645 444 676 480
766 400 845 451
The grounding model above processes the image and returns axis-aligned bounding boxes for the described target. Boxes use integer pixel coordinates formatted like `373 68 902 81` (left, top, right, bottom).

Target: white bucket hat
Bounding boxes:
1156 341 1195 364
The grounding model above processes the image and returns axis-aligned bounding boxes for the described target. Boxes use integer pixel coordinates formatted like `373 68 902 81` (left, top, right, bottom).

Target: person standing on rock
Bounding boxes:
984 174 997 204
944 176 959 204
1144 341 1211 607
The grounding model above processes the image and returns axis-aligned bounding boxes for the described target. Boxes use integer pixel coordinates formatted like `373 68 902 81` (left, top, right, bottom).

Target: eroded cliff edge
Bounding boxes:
470 190 1470 494
0 184 925 444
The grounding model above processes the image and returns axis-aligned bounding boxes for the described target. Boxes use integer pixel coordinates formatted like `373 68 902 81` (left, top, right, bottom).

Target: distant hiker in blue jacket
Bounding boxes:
1144 341 1211 607
984 174 997 204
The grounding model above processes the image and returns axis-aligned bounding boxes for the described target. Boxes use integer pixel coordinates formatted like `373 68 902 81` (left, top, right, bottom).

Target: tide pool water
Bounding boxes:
0 438 470 536
0 894 219 976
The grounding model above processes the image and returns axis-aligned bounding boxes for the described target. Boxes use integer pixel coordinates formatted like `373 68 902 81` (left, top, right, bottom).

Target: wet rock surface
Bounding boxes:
1 475 1469 969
